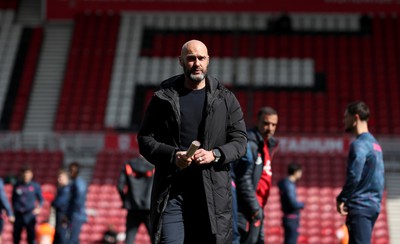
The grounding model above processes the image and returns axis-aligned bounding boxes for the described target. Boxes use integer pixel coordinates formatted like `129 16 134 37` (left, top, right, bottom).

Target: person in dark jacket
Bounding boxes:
0 177 14 244
12 167 43 244
65 162 87 244
137 40 247 244
117 155 153 244
336 101 385 244
52 170 70 244
278 163 304 244
233 107 278 244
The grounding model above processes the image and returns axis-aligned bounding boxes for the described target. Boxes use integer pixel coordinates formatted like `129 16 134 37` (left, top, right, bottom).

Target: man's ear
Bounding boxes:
179 56 183 67
355 114 360 121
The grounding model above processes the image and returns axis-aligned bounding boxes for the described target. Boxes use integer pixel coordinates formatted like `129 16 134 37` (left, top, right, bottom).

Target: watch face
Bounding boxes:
213 149 220 162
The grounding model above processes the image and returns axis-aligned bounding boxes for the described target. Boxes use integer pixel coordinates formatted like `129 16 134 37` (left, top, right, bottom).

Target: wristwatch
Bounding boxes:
212 149 221 162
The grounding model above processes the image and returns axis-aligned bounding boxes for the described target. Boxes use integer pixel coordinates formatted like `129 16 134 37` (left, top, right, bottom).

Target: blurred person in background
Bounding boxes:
278 163 305 244
52 170 70 244
0 177 15 244
336 101 385 244
65 162 87 244
12 166 43 244
117 155 153 244
233 107 279 244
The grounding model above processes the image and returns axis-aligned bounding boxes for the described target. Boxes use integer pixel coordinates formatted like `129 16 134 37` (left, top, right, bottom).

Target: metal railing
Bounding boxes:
0 132 104 154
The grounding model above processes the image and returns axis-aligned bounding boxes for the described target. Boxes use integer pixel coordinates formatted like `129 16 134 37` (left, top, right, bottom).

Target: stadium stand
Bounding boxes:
125 13 400 137
0 3 397 243
79 149 389 244
0 0 18 10
55 12 120 131
99 14 394 243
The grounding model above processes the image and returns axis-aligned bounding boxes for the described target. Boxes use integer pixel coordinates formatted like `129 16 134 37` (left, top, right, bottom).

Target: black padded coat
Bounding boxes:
137 74 247 244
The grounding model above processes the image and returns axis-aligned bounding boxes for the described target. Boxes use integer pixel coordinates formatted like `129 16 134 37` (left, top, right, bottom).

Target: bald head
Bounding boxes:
179 40 209 85
181 40 208 57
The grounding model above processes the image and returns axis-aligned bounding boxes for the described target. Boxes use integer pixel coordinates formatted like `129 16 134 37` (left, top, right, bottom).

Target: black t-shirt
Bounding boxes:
169 82 216 231
178 86 206 150
170 84 207 199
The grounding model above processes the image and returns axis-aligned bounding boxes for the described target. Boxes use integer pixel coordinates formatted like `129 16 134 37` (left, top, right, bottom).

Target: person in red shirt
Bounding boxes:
233 107 279 243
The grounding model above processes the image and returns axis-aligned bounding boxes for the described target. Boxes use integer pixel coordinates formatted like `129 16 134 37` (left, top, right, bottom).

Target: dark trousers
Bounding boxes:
346 208 379 244
53 216 67 244
237 211 264 244
125 210 151 244
231 183 240 244
13 212 36 244
67 218 84 244
160 193 215 244
282 216 299 244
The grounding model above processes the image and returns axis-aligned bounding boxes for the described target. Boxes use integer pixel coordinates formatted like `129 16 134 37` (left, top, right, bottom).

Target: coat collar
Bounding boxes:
250 127 279 149
159 74 221 98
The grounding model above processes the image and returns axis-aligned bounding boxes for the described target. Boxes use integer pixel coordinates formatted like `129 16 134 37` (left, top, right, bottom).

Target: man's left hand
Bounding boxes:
33 207 41 215
193 149 215 165
336 201 348 216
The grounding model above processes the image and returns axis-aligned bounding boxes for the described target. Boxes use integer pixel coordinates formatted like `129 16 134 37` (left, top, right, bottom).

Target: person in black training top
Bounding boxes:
137 40 247 244
117 155 153 244
278 163 304 244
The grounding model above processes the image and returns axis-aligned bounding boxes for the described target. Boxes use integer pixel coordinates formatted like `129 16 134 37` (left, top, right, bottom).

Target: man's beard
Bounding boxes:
190 73 206 82
344 125 354 133
184 66 206 83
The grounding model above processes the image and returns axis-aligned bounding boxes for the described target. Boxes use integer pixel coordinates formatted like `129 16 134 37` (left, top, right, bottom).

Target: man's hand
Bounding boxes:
250 209 263 228
8 216 15 223
193 149 215 165
33 207 41 215
62 216 69 226
252 209 262 220
336 201 348 216
175 151 193 169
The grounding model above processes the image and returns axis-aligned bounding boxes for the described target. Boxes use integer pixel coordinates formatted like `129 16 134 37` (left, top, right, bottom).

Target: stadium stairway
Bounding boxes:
9 27 43 131
16 0 42 27
0 10 21 123
105 13 146 129
23 22 73 135
55 12 120 131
